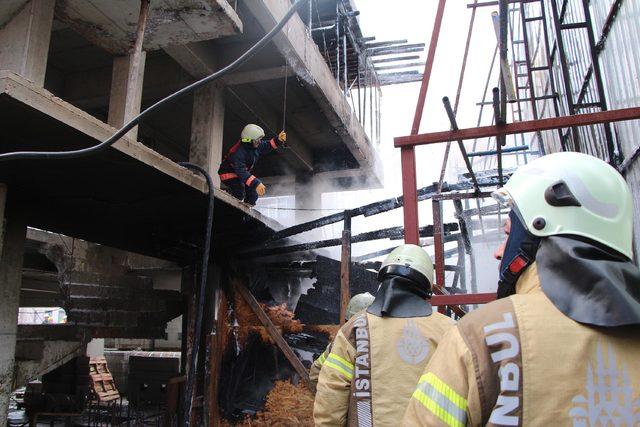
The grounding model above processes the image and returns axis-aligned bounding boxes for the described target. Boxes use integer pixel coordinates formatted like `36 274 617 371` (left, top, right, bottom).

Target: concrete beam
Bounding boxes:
0 186 28 426
224 66 294 86
243 0 383 185
189 83 226 187
226 86 314 172
164 43 218 79
0 0 55 87
166 44 292 85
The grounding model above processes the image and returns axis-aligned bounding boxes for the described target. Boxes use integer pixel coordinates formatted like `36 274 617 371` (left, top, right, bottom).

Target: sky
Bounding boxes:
255 1 510 284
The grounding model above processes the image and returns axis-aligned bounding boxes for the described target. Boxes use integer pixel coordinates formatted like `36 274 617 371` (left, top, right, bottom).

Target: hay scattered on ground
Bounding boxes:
227 380 314 426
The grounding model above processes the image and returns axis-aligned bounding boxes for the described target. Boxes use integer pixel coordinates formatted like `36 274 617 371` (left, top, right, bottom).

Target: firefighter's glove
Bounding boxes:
256 183 266 197
278 131 287 145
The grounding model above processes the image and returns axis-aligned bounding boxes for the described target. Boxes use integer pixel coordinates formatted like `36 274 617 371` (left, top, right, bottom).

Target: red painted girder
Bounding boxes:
396 107 640 147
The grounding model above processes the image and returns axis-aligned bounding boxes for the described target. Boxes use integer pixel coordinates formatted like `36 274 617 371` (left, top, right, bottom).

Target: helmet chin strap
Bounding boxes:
497 211 541 299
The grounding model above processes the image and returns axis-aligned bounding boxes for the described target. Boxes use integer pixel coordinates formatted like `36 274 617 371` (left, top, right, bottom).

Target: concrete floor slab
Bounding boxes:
54 0 242 54
0 71 281 261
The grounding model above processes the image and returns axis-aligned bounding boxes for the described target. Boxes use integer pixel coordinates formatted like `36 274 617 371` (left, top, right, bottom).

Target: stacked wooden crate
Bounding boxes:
89 357 120 402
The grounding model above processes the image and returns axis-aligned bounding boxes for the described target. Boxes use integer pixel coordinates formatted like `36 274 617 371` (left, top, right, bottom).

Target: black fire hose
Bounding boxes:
178 162 214 427
0 0 308 163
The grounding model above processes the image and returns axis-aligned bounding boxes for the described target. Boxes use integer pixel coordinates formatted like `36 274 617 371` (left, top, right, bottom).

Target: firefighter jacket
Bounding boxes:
217 138 279 188
310 344 331 391
313 309 454 426
403 262 640 426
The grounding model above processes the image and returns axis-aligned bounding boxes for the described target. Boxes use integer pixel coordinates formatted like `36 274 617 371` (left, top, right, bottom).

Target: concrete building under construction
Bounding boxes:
1 0 640 425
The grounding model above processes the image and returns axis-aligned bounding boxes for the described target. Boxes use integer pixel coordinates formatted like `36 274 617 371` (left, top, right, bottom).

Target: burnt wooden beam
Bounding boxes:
236 283 313 392
243 223 459 258
340 213 352 325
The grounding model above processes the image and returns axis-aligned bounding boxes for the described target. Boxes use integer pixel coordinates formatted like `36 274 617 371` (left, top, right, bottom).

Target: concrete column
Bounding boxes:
0 0 55 87
295 175 322 224
189 83 225 188
0 185 28 426
108 52 147 141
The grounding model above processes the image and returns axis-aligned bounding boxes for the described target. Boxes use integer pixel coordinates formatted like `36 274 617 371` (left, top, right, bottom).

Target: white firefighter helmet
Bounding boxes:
492 152 633 259
241 124 265 142
345 292 375 320
378 244 435 289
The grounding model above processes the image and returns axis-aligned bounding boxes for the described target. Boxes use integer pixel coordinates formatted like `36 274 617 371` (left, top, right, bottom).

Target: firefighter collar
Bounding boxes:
367 276 433 318
536 235 640 327
514 262 543 295
497 211 541 299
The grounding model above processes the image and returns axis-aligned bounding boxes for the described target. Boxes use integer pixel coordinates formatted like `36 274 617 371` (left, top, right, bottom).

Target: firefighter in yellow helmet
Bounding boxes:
314 244 454 426
309 292 376 391
217 124 286 205
403 152 640 426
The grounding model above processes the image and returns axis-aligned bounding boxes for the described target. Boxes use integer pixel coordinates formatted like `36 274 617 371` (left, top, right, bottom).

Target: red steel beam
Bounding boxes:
401 147 420 244
402 0 447 244
396 107 640 147
411 0 447 134
431 292 496 306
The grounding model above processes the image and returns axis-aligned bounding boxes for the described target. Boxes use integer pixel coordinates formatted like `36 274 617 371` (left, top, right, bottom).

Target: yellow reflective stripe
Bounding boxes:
328 353 354 370
412 373 468 427
324 360 353 380
318 352 327 365
420 373 468 409
412 388 465 427
324 353 354 380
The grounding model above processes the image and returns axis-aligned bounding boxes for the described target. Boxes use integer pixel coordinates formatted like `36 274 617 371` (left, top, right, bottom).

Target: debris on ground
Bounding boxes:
230 380 314 426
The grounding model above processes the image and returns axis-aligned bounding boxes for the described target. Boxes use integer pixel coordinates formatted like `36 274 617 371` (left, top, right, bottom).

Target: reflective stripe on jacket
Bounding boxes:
310 344 332 391
403 263 640 426
314 309 454 426
217 138 278 187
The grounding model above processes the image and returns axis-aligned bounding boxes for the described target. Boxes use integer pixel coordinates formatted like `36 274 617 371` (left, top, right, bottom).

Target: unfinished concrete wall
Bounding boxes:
190 83 226 187
0 187 28 426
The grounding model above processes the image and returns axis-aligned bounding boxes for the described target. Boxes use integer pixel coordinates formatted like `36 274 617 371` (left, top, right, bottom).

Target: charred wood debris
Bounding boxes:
216 173 508 422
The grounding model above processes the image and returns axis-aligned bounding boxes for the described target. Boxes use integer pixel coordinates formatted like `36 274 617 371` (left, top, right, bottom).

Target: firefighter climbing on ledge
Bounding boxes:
218 124 286 206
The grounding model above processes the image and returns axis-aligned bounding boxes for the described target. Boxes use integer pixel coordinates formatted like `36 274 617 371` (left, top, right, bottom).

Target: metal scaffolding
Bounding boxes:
395 0 640 315
304 0 430 145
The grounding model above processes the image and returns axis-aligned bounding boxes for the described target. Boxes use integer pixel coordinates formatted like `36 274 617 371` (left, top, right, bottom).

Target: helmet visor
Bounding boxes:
492 188 526 228
491 188 513 208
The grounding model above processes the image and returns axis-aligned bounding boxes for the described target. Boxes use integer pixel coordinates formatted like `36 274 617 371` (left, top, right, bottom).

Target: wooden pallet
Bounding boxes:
89 357 120 402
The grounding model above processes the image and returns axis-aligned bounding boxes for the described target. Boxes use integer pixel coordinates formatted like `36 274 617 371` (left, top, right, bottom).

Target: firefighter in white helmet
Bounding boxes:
217 124 286 205
403 152 640 426
314 244 454 426
309 292 376 391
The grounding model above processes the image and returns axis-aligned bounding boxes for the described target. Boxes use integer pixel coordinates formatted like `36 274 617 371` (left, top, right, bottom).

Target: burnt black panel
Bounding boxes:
295 256 378 324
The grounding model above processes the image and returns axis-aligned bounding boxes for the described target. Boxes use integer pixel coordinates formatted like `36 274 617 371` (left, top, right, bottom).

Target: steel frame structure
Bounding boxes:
395 0 640 312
